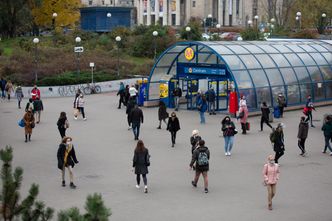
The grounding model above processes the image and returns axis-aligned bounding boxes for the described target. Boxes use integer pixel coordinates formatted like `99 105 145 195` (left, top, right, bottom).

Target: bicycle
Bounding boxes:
83 83 101 95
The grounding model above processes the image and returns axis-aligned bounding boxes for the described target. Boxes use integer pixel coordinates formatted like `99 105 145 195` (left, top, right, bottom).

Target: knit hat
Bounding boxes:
192 129 199 136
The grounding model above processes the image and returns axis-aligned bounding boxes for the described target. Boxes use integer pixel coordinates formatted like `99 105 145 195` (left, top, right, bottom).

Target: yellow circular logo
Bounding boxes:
184 48 195 61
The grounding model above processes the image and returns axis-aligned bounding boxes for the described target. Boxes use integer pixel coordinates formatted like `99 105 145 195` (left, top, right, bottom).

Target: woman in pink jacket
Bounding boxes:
263 155 280 210
238 95 249 134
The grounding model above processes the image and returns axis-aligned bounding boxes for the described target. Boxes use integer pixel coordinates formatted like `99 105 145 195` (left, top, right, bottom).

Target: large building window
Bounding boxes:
236 0 240 15
192 0 196 7
88 0 93 5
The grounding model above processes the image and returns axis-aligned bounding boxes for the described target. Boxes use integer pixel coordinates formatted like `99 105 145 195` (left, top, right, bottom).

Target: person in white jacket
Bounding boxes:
75 94 86 121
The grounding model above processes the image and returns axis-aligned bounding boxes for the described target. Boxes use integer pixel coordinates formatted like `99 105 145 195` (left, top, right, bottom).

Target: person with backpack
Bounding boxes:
166 112 180 147
277 93 286 118
172 84 182 111
305 95 316 127
57 112 69 138
205 87 216 115
57 136 79 189
132 140 150 193
157 101 168 129
197 95 208 124
221 116 237 156
260 102 273 131
129 104 144 140
23 107 35 142
190 129 201 154
25 98 34 113
297 116 309 156
5 80 13 101
270 123 285 164
33 97 44 124
262 155 280 210
0 77 7 99
190 140 210 193
117 82 126 109
15 86 24 109
321 115 332 155
238 95 249 134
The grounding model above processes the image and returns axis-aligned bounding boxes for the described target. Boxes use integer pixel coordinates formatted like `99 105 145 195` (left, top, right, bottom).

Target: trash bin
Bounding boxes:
274 106 280 119
269 107 274 122
137 78 148 106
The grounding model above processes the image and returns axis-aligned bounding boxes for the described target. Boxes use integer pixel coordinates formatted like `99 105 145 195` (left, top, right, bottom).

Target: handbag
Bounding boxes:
65 120 70 129
245 122 250 131
73 108 79 117
31 122 35 128
234 128 238 135
18 119 25 127
238 111 244 119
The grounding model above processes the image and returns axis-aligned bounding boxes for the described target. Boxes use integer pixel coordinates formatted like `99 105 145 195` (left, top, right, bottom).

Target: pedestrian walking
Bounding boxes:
166 112 180 147
221 116 237 156
197 95 208 124
276 93 286 118
124 84 130 106
75 94 86 120
190 129 201 154
129 104 144 140
57 136 79 189
5 80 13 101
0 77 7 100
117 82 126 109
33 97 44 124
25 98 34 113
31 85 40 101
57 112 69 138
205 87 216 115
305 95 315 127
189 140 210 193
129 84 138 104
15 86 24 109
321 115 332 155
270 123 285 164
157 101 168 129
172 84 182 111
126 99 135 130
23 107 35 142
297 116 309 156
238 95 249 134
73 89 81 119
262 155 280 210
132 140 150 193
260 102 273 131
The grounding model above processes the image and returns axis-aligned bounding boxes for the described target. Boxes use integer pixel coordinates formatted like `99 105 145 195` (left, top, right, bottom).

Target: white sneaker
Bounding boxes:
330 152 332 156
74 117 77 120
225 152 228 156
228 152 231 156
83 118 87 121
144 186 148 193
135 185 140 189
128 126 132 130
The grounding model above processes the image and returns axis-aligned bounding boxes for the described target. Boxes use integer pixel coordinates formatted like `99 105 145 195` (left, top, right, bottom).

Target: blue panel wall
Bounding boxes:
80 7 133 32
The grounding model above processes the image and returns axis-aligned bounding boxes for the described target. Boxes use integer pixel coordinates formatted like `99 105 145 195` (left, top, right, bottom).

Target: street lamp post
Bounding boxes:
247 20 253 28
296 11 302 31
33 38 39 83
75 37 81 75
254 15 259 29
321 13 327 35
52 12 57 46
152 31 158 61
185 26 191 41
208 14 213 33
107 12 111 31
216 24 221 38
115 36 121 77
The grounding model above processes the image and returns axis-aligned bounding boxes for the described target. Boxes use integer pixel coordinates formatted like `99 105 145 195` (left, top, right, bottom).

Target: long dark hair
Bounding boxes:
135 140 146 153
221 116 231 124
59 112 67 120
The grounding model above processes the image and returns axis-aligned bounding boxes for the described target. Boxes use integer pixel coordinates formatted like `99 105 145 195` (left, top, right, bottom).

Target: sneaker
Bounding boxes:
135 185 140 189
172 143 174 147
191 181 197 188
225 152 228 156
62 181 66 187
128 126 132 130
144 186 148 193
228 152 231 156
157 126 161 129
330 153 332 156
83 118 87 121
74 117 77 120
322 150 326 153
70 182 77 189
311 125 315 128
204 188 208 193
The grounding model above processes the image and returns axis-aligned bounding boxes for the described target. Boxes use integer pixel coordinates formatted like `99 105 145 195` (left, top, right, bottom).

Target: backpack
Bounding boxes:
270 130 277 143
197 151 209 166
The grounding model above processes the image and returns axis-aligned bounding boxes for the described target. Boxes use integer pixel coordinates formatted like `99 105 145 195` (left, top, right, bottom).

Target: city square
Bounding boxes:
0 94 331 220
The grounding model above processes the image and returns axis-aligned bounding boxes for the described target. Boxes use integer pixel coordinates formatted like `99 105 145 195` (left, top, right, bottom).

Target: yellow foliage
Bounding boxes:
32 0 81 29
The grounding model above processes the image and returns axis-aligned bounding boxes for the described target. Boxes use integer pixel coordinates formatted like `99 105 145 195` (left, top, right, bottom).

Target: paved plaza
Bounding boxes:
0 94 331 221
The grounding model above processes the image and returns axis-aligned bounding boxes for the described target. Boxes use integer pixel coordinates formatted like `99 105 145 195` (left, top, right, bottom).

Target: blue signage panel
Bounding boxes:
184 67 226 75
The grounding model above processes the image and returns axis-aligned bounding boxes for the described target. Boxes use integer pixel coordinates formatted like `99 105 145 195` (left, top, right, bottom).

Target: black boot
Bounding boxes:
25 135 28 142
28 134 31 141
62 180 66 187
70 182 76 189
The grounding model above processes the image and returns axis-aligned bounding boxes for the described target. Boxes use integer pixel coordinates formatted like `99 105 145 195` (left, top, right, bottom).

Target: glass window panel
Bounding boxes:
269 54 290 67
298 45 317 52
321 53 332 64
300 84 312 102
279 68 298 84
257 45 279 53
213 45 234 55
218 57 226 65
238 88 256 109
286 45 305 53
314 82 325 100
325 81 332 99
157 53 177 66
225 45 250 54
294 67 311 83
223 55 246 70
256 87 272 107
150 67 170 82
287 85 301 104
254 54 276 68
265 69 284 86
250 70 269 87
238 55 261 69
310 45 328 52
241 45 264 53
168 46 187 53
148 82 161 100
322 44 332 51
297 53 316 66
310 53 328 65
232 70 253 88
307 66 323 82
271 86 285 106
198 53 217 64
271 45 292 53
320 66 332 80
284 54 304 66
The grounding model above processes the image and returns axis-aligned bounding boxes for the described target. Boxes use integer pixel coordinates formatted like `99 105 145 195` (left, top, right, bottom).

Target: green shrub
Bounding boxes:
289 29 319 39
18 38 32 51
240 28 264 40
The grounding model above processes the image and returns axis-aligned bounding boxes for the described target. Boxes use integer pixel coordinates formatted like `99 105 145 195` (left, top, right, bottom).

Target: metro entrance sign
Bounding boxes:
74 46 84 53
184 67 226 75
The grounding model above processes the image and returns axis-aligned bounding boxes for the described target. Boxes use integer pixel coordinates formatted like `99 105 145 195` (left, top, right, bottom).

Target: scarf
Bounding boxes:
64 144 72 166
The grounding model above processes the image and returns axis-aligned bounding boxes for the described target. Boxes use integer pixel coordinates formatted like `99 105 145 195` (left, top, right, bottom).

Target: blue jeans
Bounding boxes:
174 97 179 110
199 111 205 124
132 122 141 139
324 136 332 152
209 101 215 113
224 136 234 153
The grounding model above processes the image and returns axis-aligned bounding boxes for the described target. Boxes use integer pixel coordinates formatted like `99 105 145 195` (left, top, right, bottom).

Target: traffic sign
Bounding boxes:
74 46 84 53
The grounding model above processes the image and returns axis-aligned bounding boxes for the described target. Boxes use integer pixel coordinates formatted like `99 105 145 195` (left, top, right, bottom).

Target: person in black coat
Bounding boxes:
132 140 150 193
126 99 135 130
297 116 309 156
273 123 285 164
57 112 69 138
157 101 169 129
33 97 44 123
260 102 273 131
190 129 202 154
189 140 210 193
57 137 79 189
117 82 126 109
167 112 180 147
129 104 144 140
